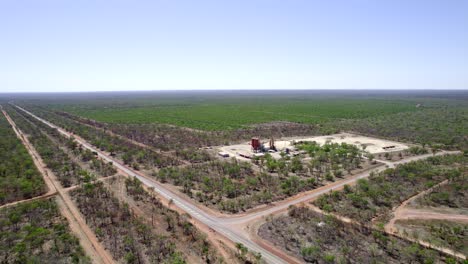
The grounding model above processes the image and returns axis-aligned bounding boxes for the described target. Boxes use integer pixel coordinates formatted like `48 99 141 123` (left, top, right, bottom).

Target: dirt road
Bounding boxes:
384 179 467 260
3 108 115 264
13 103 462 264
385 179 450 234
397 209 468 223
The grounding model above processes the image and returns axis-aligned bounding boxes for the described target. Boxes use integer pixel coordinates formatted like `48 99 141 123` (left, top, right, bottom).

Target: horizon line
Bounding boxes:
1 88 468 94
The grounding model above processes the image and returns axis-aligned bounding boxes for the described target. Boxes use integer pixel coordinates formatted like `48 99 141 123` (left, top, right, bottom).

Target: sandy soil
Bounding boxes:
384 179 467 260
16 104 464 263
219 133 410 161
3 109 115 264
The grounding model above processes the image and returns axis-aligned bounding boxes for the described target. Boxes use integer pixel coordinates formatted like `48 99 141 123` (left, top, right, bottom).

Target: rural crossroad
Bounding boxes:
12 103 461 264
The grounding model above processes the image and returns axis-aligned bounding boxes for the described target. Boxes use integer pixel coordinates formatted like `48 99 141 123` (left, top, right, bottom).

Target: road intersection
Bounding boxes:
13 103 461 264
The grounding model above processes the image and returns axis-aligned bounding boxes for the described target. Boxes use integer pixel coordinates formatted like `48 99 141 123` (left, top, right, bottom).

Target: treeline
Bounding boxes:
314 154 466 223
259 206 460 263
0 199 90 263
0 111 45 205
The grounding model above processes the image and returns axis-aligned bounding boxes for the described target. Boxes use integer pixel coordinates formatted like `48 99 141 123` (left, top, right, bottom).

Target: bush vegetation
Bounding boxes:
122 177 224 263
0 199 90 263
72 181 187 263
52 97 420 131
6 107 95 187
0 113 45 205
415 172 467 209
329 107 468 150
15 105 181 169
259 206 457 263
397 220 467 256
156 142 365 213
314 154 466 222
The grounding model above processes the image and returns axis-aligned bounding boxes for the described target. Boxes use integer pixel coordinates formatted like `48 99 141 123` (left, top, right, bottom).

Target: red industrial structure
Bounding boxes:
251 137 261 152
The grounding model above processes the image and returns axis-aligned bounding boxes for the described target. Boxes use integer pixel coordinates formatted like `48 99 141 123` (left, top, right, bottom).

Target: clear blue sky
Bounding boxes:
1 0 467 92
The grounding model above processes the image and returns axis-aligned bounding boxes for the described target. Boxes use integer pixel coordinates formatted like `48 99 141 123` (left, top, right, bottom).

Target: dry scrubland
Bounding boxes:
258 154 467 263
71 180 224 263
5 105 227 264
0 113 45 205
42 93 467 150
1 91 466 263
11 104 373 213
259 206 460 264
314 154 466 223
0 199 90 263
394 166 468 257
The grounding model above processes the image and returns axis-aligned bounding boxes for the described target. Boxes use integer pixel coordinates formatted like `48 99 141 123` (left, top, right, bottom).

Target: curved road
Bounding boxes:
13 104 461 264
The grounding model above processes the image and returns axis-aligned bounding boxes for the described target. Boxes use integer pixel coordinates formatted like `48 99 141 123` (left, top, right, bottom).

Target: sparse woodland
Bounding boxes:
72 181 185 263
121 177 225 263
6 107 94 187
72 180 224 264
414 171 468 209
0 199 90 263
13 103 371 213
17 106 181 169
396 219 468 256
314 154 467 223
156 142 366 213
5 105 227 263
259 206 459 264
0 112 45 205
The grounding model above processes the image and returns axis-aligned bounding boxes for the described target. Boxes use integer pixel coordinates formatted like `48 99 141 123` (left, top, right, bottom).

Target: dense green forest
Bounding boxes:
0 199 90 263
0 111 45 205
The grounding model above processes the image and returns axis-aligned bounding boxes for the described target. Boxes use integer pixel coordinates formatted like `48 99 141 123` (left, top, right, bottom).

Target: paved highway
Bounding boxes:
13 103 461 264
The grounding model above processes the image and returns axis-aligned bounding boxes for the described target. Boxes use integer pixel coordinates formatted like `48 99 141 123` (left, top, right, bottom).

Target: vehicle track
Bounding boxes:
2 108 115 264
13 103 463 263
